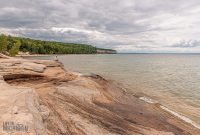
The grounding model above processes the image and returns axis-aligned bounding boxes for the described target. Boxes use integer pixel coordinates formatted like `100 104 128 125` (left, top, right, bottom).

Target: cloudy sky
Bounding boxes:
1 0 200 53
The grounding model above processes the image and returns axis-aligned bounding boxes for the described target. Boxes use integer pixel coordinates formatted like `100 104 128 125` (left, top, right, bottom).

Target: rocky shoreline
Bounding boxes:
0 55 199 135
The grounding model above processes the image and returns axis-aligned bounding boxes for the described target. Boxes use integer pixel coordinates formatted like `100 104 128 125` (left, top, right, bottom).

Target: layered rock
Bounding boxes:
0 56 199 135
97 49 117 54
0 75 47 134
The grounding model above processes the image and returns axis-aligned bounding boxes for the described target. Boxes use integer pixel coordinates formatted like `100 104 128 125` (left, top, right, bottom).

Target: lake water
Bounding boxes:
25 54 200 125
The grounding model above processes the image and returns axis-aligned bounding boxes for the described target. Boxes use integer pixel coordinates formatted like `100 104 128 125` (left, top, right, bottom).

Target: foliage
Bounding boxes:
17 37 97 54
0 34 7 53
9 40 21 56
0 34 115 55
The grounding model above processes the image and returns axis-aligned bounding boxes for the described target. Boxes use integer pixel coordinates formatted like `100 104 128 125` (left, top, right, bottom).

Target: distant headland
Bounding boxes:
0 34 117 56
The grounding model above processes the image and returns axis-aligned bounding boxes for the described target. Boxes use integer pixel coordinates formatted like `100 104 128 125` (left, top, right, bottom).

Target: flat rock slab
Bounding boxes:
0 57 59 134
19 62 46 73
0 80 47 134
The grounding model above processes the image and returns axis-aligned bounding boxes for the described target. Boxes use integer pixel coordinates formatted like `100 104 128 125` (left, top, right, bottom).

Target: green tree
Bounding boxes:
0 34 8 53
9 40 21 56
2 35 114 55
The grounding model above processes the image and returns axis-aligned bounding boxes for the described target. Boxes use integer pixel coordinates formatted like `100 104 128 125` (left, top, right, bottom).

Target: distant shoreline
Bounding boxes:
17 52 117 57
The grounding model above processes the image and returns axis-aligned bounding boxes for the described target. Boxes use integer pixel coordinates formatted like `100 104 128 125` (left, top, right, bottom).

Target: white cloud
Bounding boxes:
0 0 200 52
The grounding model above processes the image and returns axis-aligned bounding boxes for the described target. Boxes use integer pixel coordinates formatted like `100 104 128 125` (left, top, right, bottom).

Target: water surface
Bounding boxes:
25 54 200 124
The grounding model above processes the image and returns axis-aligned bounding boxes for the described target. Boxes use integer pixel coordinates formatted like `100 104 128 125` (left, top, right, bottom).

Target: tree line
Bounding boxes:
0 34 100 56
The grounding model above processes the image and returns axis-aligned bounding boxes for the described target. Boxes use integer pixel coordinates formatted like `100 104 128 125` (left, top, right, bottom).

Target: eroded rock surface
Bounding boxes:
0 56 200 135
0 76 46 134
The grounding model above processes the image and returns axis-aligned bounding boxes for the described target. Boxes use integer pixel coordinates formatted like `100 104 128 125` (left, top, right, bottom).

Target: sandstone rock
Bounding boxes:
26 90 48 135
0 81 47 134
0 75 4 80
39 105 50 120
12 106 18 114
0 53 10 59
20 62 46 73
32 60 61 67
0 56 199 135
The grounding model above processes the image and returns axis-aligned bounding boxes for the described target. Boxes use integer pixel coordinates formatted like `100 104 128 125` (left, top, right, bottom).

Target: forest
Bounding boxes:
0 34 114 56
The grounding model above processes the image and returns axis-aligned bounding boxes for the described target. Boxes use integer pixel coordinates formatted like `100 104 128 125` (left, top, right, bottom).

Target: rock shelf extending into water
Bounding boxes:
0 55 199 135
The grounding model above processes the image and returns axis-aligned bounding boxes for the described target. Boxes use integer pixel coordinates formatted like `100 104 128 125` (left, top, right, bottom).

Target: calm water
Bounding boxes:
25 54 200 123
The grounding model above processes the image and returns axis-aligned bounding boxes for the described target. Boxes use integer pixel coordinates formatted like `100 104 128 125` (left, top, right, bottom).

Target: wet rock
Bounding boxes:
82 73 104 79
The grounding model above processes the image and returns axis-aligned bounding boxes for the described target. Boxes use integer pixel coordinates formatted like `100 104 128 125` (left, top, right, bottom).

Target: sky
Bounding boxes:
0 0 200 53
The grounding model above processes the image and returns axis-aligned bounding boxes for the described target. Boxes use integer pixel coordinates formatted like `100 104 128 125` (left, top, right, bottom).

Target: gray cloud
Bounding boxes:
0 0 200 52
171 40 200 48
